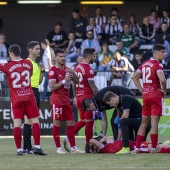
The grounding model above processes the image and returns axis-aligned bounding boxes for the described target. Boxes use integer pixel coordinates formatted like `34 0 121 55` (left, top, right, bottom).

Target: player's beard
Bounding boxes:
90 59 94 64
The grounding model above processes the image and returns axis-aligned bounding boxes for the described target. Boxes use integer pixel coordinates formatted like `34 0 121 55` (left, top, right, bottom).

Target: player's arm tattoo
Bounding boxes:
101 111 108 136
88 80 98 95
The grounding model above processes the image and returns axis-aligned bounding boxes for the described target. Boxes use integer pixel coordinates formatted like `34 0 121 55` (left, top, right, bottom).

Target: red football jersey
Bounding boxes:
137 58 164 98
0 59 34 103
75 62 94 97
48 65 70 105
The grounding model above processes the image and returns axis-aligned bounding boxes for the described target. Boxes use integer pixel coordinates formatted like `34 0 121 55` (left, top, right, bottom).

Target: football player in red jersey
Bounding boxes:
73 48 98 145
132 44 167 154
48 48 84 153
0 44 46 156
87 136 170 154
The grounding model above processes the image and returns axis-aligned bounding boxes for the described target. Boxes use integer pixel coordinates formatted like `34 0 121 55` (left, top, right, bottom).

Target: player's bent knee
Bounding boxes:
66 120 75 126
13 119 22 127
30 117 39 124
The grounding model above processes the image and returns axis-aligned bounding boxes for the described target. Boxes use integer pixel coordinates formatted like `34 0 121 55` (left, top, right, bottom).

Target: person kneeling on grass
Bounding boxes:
86 136 170 154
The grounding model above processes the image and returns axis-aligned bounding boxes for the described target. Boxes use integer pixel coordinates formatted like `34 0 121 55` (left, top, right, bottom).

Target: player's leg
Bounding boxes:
74 97 86 134
27 100 46 155
23 116 33 153
150 115 160 153
13 118 23 156
150 97 163 153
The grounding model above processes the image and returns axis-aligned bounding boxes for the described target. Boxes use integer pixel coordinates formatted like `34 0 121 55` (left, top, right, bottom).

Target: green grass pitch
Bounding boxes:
0 137 170 170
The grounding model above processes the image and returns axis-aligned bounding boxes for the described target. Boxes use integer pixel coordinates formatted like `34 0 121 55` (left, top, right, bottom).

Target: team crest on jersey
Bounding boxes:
59 75 61 77
89 69 94 74
49 71 54 75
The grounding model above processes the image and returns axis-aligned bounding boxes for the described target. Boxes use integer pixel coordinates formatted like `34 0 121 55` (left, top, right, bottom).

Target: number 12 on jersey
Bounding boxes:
142 67 152 83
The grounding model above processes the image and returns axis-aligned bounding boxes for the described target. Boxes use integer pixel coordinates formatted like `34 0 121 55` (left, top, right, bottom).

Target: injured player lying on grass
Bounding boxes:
85 136 170 154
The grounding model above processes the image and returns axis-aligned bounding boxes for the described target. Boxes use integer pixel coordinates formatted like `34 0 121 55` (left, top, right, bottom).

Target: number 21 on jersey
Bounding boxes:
76 72 84 88
142 67 152 83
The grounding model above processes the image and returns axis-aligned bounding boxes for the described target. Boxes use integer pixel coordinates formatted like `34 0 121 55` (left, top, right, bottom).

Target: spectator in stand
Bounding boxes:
108 8 124 25
46 22 68 49
105 15 122 45
156 22 170 44
139 17 156 45
71 9 87 47
96 33 103 46
161 9 170 28
71 56 83 70
94 6 107 32
129 14 140 36
118 24 139 54
40 39 52 101
97 41 113 71
110 52 134 88
86 16 102 40
0 33 10 61
154 33 170 63
131 51 145 70
65 32 80 62
116 41 131 61
81 30 100 54
148 9 161 30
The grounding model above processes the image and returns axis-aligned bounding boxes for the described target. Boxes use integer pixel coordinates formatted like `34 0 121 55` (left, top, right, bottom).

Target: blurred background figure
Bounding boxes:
161 8 170 28
40 39 52 101
46 22 68 50
131 51 145 70
86 16 102 40
129 14 140 36
94 6 107 32
148 9 161 30
97 41 113 71
0 33 10 61
65 32 80 62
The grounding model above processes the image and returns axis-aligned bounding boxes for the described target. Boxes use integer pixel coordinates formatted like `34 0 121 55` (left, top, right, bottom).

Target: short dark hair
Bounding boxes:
103 91 117 103
95 6 102 10
55 22 62 27
111 7 118 12
153 44 166 51
83 48 95 58
82 99 93 111
8 44 21 56
27 41 39 51
54 48 65 56
72 9 79 14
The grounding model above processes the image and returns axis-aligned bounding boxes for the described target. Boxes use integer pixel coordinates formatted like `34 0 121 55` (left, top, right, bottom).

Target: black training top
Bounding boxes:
118 94 142 118
93 86 135 112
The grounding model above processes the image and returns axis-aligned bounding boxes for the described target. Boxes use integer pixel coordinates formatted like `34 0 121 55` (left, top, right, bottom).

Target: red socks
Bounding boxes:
74 121 85 134
160 147 170 153
52 126 61 148
13 127 22 149
150 134 158 148
136 135 145 148
67 126 76 147
32 123 40 145
85 121 94 143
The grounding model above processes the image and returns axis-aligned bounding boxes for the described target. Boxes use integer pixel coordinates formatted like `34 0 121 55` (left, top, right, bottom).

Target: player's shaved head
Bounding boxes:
8 44 21 57
83 48 95 58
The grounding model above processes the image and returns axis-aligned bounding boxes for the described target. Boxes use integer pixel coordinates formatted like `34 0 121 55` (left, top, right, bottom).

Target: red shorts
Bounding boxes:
11 99 39 119
77 95 93 120
142 97 163 116
100 140 135 153
50 103 74 121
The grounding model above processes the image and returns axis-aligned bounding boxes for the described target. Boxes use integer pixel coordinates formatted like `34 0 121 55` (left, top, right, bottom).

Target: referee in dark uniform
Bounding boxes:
103 91 151 154
23 41 45 154
82 85 135 139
